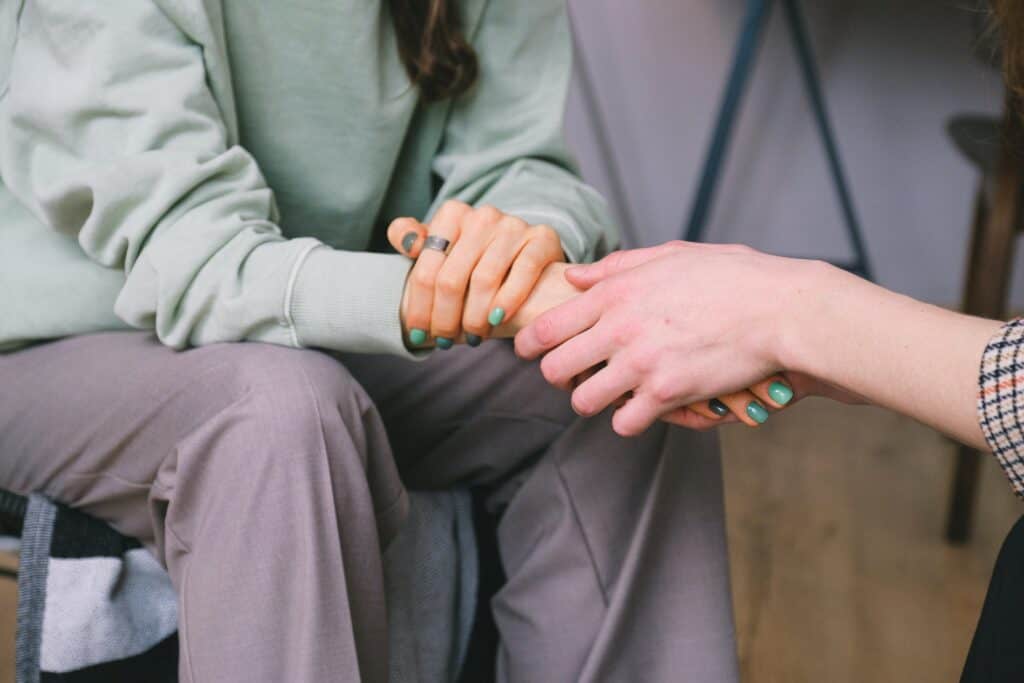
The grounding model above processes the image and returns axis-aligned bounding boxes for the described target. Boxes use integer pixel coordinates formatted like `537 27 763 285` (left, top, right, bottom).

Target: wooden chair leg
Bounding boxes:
947 445 983 543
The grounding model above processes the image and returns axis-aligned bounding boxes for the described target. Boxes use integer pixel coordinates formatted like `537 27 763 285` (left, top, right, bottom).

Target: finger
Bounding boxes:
462 227 523 337
404 217 463 346
718 390 770 427
571 360 640 418
539 323 615 391
661 407 739 431
749 375 795 410
610 393 664 437
387 218 428 258
687 400 728 422
514 290 604 360
488 226 563 325
430 228 493 341
569 365 600 391
565 242 690 288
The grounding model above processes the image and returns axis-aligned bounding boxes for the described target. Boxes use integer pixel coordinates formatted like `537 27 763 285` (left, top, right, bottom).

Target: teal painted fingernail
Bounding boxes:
409 328 427 346
768 381 793 406
746 401 769 425
401 232 418 253
435 337 454 350
488 307 506 326
709 399 730 417
465 333 482 347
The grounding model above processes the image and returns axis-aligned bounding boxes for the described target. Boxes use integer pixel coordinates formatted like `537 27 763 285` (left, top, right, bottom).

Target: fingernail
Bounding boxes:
435 337 454 350
709 398 730 417
488 307 506 326
465 333 482 347
746 401 769 424
409 328 427 346
768 381 793 406
401 232 418 254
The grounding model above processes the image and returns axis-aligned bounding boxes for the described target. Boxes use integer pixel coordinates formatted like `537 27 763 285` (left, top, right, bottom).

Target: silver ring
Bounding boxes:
423 235 451 255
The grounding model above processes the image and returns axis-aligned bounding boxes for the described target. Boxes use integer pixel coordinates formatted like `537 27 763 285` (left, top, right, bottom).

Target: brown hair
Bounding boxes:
388 0 478 102
993 0 1024 99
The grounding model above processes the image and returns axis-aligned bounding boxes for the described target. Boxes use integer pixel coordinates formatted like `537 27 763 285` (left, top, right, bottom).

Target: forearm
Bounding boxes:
779 263 1001 448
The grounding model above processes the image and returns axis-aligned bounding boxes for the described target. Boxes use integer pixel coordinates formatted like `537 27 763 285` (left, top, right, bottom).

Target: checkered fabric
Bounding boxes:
979 318 1024 497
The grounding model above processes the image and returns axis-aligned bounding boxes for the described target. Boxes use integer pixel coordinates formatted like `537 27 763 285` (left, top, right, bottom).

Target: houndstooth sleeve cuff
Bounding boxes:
979 318 1024 497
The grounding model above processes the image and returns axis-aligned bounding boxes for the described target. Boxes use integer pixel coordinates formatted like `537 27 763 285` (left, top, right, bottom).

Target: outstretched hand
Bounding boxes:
515 241 862 436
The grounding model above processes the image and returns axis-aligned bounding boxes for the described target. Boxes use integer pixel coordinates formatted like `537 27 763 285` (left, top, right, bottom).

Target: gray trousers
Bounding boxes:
0 332 738 682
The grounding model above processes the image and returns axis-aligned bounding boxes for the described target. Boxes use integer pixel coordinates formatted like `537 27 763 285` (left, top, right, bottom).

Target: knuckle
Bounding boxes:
440 199 469 215
499 216 528 235
531 223 558 241
626 344 656 374
516 254 541 272
412 267 436 290
435 200 469 225
474 205 502 225
610 320 632 346
649 377 678 405
533 315 557 346
470 267 501 290
436 272 464 296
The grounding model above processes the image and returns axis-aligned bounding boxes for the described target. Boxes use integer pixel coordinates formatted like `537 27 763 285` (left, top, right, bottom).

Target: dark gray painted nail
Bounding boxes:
709 399 730 417
401 232 418 254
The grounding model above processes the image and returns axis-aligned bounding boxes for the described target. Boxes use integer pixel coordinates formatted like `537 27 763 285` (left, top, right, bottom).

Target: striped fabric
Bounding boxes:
979 318 1024 497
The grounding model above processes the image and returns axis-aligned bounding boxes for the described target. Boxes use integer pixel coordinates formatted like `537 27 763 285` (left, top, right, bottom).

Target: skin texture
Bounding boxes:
388 200 564 345
515 241 1002 446
399 260 582 346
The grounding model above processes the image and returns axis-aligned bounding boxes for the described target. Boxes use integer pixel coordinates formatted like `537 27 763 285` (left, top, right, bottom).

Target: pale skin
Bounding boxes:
388 200 565 347
514 240 1002 446
388 203 778 424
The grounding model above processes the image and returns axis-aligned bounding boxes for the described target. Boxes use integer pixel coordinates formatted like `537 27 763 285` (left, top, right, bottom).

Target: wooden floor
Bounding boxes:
0 399 1018 682
722 399 1020 683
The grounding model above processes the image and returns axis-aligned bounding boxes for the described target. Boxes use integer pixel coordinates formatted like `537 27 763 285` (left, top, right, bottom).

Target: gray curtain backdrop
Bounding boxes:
564 0 1011 307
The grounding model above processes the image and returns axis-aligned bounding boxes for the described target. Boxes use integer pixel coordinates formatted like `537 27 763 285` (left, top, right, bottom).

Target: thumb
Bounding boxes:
387 217 428 258
565 242 687 288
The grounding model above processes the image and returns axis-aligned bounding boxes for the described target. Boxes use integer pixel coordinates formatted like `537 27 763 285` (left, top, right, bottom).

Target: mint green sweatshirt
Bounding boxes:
0 0 615 356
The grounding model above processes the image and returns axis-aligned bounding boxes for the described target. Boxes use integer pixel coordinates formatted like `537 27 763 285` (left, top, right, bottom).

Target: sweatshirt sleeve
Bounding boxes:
429 0 618 264
0 0 415 357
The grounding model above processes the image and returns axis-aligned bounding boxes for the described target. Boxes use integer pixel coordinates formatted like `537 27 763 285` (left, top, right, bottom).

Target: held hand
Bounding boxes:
388 200 564 348
515 241 842 436
658 371 863 431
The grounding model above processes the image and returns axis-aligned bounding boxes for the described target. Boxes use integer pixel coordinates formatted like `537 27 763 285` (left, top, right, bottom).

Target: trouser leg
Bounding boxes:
0 332 405 683
345 340 739 682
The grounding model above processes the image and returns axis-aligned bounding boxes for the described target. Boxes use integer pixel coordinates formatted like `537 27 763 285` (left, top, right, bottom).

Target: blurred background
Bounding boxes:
1 0 1021 681
561 0 1021 680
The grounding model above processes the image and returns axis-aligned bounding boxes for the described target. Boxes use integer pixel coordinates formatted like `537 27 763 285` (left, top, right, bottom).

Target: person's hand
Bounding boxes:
514 241 858 436
388 200 565 348
493 262 580 337
657 371 863 431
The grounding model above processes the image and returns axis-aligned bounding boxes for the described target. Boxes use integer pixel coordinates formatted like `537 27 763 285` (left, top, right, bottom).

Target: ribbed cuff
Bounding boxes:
289 246 420 358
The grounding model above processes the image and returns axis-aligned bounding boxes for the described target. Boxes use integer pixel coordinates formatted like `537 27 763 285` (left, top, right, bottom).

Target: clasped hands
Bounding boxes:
390 203 828 435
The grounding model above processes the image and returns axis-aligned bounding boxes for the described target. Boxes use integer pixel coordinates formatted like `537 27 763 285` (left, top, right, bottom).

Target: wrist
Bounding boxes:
772 259 854 378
